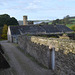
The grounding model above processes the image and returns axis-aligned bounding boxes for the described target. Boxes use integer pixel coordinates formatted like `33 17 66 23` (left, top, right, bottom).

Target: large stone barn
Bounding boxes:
7 24 73 43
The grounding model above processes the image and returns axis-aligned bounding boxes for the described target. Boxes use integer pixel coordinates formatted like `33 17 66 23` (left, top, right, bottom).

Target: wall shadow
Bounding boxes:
0 44 10 69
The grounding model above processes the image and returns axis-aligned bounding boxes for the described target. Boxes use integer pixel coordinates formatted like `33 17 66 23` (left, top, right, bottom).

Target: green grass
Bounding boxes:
66 18 75 28
48 22 52 24
66 24 75 28
69 18 75 21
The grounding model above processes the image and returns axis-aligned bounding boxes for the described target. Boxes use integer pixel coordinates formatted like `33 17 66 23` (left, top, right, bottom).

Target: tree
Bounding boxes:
8 17 19 25
56 19 59 23
40 22 48 25
0 14 19 27
65 15 70 19
63 15 70 24
52 19 63 24
52 20 56 24
52 15 70 25
1 24 8 39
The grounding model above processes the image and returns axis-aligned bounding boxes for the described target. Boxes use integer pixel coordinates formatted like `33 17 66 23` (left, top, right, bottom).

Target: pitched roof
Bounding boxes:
10 26 20 35
9 25 73 35
56 25 73 32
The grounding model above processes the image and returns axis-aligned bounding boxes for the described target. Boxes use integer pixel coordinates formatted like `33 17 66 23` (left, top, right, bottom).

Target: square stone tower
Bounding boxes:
23 16 28 25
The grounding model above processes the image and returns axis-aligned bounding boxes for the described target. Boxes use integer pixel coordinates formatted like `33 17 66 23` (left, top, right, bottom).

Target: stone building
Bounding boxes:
7 25 73 43
7 16 73 43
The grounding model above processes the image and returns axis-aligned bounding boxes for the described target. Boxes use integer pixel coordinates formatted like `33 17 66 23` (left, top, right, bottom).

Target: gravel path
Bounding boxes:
0 41 53 75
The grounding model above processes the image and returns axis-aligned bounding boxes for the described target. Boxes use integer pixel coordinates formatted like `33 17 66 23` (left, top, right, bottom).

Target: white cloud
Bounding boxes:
0 0 42 11
25 0 42 10
0 0 74 20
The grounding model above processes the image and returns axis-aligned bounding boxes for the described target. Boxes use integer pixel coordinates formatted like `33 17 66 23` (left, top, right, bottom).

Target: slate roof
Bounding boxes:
10 26 20 35
9 25 73 35
20 25 45 34
40 25 60 33
56 25 73 32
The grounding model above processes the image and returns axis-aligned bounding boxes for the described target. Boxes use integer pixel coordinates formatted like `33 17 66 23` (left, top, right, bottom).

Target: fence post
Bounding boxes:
51 47 55 70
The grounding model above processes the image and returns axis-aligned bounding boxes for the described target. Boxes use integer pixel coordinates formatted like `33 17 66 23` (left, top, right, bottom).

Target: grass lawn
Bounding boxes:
66 24 75 28
48 22 52 24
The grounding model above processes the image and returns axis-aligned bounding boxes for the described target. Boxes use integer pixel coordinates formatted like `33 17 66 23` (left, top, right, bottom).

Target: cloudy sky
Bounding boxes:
0 0 75 20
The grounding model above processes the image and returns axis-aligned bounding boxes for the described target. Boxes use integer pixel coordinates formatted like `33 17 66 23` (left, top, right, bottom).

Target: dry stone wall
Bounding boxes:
18 35 50 68
30 36 75 54
18 35 75 74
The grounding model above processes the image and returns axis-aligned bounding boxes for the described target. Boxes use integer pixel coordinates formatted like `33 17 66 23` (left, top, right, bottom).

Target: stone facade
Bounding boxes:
18 35 75 74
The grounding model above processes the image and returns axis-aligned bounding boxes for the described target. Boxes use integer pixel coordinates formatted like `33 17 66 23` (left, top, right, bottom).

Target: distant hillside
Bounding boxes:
69 17 75 24
18 20 52 25
51 15 75 28
66 16 75 28
18 21 23 25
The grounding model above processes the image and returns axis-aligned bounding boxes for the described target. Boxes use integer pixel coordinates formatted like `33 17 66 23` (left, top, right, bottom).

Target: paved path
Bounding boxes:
0 41 53 75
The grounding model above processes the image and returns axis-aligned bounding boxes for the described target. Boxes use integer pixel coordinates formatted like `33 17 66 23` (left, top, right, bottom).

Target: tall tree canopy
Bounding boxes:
0 14 19 27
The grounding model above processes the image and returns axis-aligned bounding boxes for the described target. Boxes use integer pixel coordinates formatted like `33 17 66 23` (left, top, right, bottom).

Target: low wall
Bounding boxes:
18 36 50 68
18 35 75 74
30 36 75 54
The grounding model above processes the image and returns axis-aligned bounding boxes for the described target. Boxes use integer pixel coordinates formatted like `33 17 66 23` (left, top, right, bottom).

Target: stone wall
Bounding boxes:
18 35 50 68
18 35 75 74
30 36 75 54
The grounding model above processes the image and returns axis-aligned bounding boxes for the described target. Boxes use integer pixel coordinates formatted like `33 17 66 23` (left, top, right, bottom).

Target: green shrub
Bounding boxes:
70 25 75 31
1 24 8 39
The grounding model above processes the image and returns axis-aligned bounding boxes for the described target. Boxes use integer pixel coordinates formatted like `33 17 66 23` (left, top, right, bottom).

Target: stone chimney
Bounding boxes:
23 16 28 25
